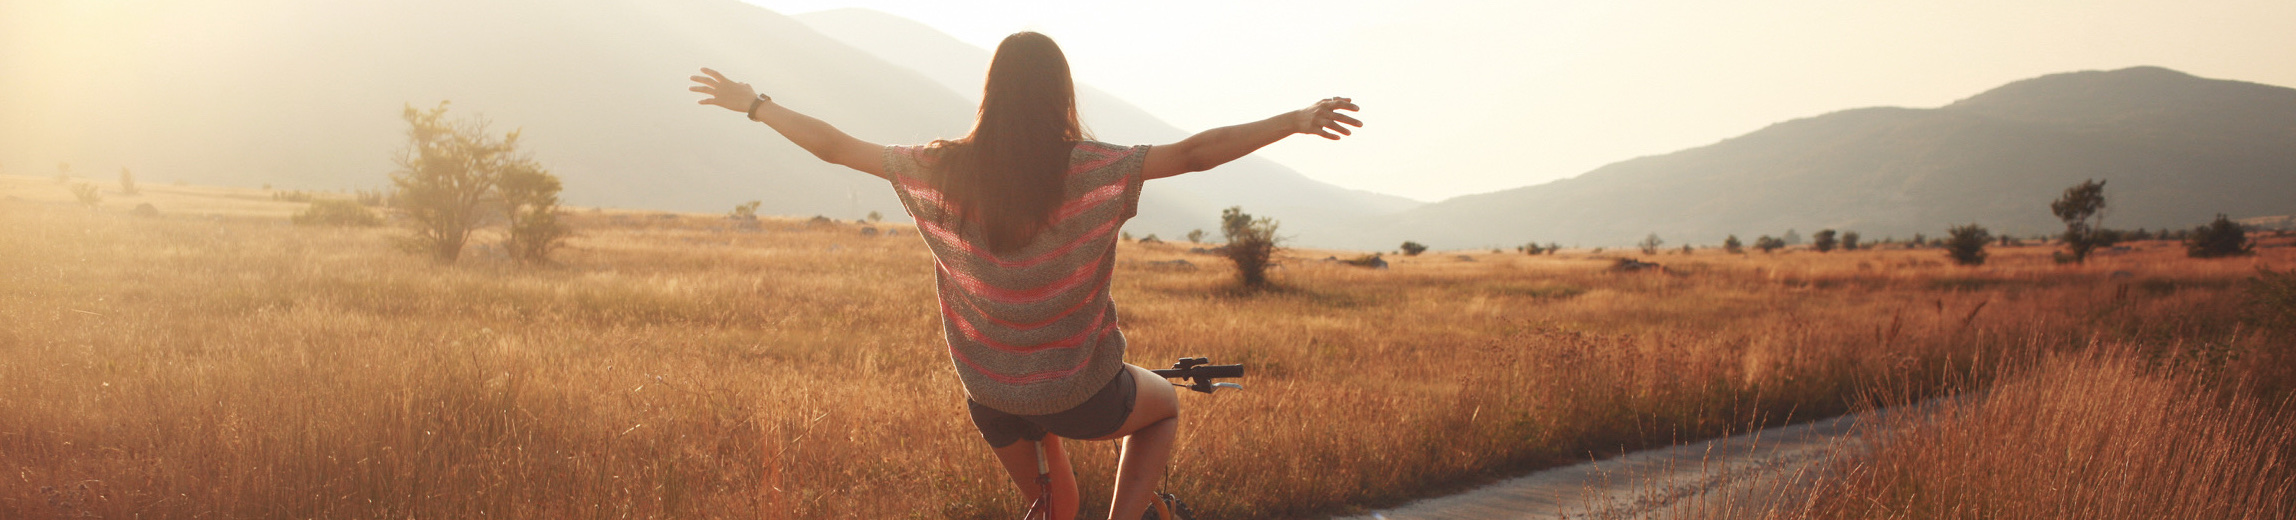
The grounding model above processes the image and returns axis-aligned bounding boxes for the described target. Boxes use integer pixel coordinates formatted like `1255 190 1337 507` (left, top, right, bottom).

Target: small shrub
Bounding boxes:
1638 233 1663 255
2185 214 2253 258
730 200 761 220
356 189 388 207
867 210 883 223
1841 231 1861 251
68 182 101 209
1219 206 1281 288
1400 241 1428 256
118 168 139 196
272 190 316 203
1517 242 1546 255
1139 234 1162 244
1185 229 1206 244
1813 229 1837 252
499 165 570 265
1723 234 1744 254
1945 223 1991 266
1754 235 1784 253
293 199 383 227
1339 253 1387 269
131 203 159 218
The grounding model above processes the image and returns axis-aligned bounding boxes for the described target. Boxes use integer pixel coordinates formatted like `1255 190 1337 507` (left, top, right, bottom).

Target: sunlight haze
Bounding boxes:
750 0 2296 202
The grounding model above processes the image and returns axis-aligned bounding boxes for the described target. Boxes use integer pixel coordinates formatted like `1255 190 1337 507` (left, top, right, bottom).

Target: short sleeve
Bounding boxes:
1121 144 1151 220
882 145 928 184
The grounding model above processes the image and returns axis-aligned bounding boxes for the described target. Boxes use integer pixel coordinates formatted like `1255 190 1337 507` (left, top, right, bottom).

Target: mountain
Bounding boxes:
792 8 1421 244
0 0 1410 245
1364 66 2296 250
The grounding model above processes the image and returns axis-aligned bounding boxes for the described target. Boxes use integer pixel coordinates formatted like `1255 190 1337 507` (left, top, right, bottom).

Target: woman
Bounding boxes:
689 32 1359 519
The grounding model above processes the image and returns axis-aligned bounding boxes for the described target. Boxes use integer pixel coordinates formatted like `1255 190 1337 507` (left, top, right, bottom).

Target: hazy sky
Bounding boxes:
745 0 2296 202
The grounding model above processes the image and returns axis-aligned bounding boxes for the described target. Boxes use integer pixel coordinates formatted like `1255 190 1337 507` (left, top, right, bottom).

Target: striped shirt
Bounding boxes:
883 141 1150 415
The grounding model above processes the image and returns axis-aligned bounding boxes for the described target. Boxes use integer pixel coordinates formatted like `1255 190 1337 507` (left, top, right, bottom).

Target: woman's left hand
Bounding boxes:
1294 97 1362 140
689 68 760 113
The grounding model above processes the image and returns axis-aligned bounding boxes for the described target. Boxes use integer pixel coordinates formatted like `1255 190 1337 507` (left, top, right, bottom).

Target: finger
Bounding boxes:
702 68 731 83
689 75 719 87
688 86 713 94
1311 129 1340 140
1323 120 1353 136
1331 113 1363 127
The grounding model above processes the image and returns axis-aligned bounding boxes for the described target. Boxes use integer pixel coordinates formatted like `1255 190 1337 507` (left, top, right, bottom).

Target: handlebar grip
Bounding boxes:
1192 364 1243 379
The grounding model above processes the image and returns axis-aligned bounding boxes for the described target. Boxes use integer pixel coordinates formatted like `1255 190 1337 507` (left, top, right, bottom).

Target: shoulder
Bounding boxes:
886 141 956 180
1069 141 1150 173
1072 140 1148 157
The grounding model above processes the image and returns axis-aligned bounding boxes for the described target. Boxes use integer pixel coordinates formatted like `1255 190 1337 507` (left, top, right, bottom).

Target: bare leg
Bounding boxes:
1090 364 1183 520
990 436 1079 520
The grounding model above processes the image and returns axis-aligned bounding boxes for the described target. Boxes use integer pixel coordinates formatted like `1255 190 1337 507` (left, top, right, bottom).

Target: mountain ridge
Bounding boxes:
1359 66 2296 250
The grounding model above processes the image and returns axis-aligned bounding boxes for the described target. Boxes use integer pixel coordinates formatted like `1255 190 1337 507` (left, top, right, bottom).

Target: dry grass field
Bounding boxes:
4 174 2293 518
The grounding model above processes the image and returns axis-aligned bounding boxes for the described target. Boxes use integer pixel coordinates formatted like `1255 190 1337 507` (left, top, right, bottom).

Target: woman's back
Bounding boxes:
885 141 1152 416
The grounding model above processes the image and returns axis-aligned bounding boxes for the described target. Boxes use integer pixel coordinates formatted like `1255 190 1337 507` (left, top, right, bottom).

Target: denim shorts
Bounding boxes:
967 367 1137 448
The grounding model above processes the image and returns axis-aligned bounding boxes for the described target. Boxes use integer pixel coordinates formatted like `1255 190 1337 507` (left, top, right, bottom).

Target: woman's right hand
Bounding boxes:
1293 97 1363 140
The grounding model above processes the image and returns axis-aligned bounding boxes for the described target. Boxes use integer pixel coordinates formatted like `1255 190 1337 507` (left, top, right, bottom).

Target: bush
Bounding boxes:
498 165 570 265
1185 229 1206 244
68 182 101 209
1723 235 1744 254
131 203 159 218
2051 179 2109 264
729 200 761 220
1812 229 1837 252
1945 223 1991 266
1638 233 1663 255
1754 235 1785 253
1841 231 1860 251
1339 253 1387 269
1400 241 1428 256
2186 214 2254 258
355 189 388 207
1139 234 1162 244
1219 206 1281 287
118 168 139 196
293 199 384 227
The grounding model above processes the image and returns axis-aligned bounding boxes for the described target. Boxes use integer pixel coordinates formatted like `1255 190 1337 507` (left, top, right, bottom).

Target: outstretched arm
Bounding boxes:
689 68 887 179
1142 97 1361 180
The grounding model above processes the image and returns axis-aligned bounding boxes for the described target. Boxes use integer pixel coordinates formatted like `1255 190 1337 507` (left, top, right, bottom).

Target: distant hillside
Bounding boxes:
793 8 1421 245
0 0 1409 244
1364 67 2296 250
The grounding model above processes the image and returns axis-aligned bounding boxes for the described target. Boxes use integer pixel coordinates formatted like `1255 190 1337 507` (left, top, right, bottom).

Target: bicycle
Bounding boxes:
1019 357 1244 520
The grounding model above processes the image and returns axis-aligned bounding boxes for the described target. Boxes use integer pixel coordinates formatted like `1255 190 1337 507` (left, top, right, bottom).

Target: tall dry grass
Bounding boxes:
3 186 2289 518
1672 341 2296 519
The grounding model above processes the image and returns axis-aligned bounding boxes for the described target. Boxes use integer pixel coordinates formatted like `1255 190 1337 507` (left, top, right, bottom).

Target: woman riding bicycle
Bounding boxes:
690 31 1360 519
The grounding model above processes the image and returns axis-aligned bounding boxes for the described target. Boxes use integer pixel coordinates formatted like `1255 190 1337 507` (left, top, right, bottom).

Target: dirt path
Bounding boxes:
1334 403 1942 520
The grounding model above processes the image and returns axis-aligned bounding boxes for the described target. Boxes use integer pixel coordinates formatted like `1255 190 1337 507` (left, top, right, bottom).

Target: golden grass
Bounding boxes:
1669 343 2296 519
3 184 2291 518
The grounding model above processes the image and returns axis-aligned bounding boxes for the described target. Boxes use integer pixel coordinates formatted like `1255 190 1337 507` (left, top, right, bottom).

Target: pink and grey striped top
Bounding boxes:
883 141 1150 415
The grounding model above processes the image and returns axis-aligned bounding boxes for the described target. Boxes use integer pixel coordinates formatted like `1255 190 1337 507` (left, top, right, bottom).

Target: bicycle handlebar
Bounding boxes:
1150 357 1244 394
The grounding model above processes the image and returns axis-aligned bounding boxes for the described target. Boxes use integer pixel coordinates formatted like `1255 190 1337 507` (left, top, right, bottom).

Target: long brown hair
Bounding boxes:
934 32 1085 253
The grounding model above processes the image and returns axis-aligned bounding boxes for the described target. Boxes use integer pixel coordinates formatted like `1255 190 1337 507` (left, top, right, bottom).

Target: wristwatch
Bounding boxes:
746 94 773 121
